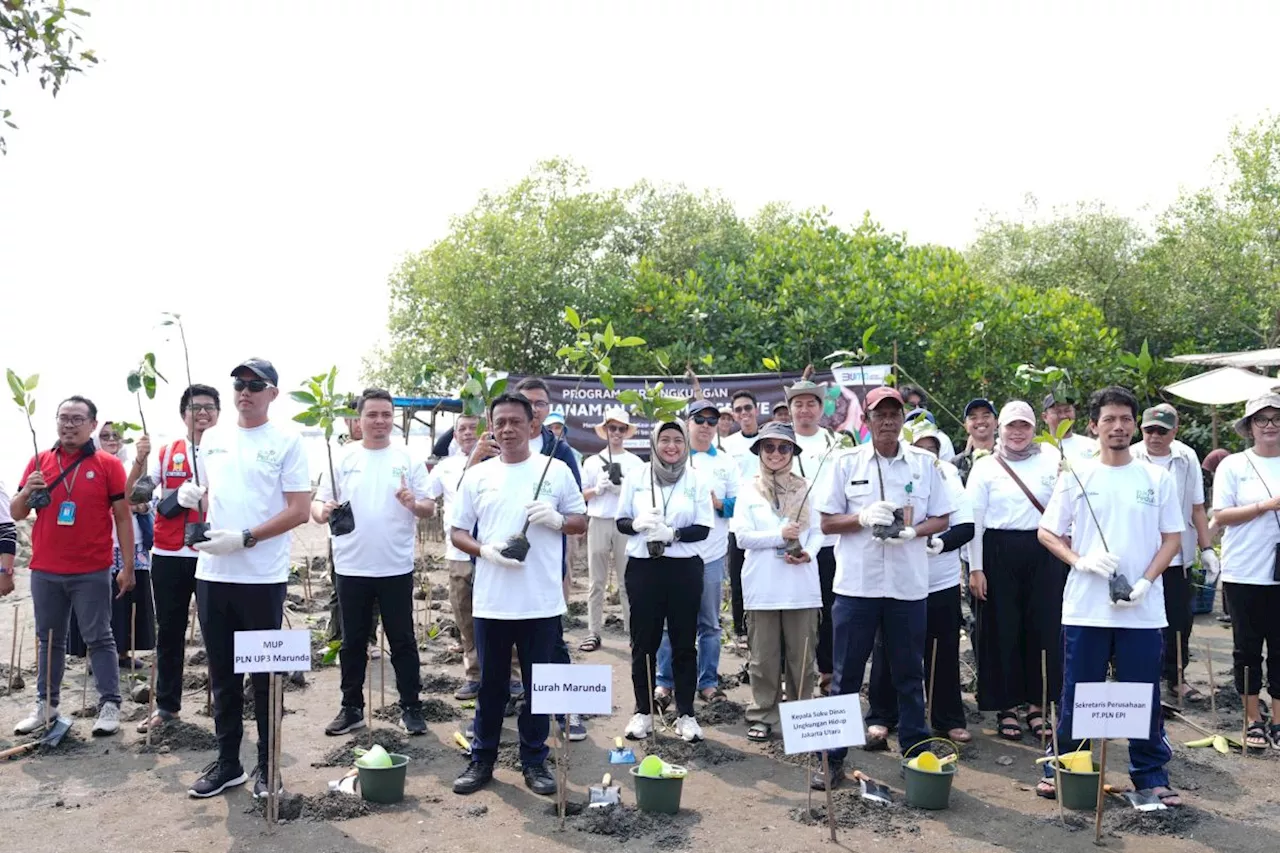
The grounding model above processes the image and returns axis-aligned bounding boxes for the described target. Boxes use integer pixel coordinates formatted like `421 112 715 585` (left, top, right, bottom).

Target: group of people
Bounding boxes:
5 362 1280 812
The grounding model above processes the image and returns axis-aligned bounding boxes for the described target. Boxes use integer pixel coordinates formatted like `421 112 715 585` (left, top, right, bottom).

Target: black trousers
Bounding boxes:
327 559 378 644
815 546 838 674
151 554 198 715
973 529 1067 712
337 572 420 709
1162 564 1193 689
196 580 286 767
1224 582 1280 695
866 585 967 732
627 555 703 717
727 535 746 637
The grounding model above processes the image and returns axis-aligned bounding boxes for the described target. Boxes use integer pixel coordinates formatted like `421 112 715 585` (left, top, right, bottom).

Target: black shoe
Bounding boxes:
810 759 845 791
453 760 495 795
523 762 557 796
252 764 284 799
401 703 427 735
188 759 248 798
325 706 365 736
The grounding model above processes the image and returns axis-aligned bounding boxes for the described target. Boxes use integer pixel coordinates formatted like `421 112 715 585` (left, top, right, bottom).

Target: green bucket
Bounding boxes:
901 758 957 810
629 766 685 815
1051 759 1100 811
357 753 410 804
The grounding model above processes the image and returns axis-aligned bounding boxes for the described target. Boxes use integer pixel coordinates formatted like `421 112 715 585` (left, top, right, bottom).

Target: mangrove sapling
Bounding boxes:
159 313 211 546
6 369 49 509
123 352 167 502
292 368 358 536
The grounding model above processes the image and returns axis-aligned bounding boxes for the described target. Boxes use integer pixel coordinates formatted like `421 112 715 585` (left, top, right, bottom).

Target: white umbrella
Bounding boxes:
1162 367 1279 406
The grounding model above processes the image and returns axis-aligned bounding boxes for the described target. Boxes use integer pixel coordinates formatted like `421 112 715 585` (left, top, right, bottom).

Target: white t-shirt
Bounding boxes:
1132 440 1205 568
450 455 586 620
689 447 740 563
792 428 841 549
929 460 972 593
1043 433 1100 468
721 429 761 479
195 421 311 584
731 479 824 609
966 451 1058 574
316 444 429 578
1040 458 1183 629
426 453 472 562
581 449 644 519
1213 450 1280 586
616 465 715 560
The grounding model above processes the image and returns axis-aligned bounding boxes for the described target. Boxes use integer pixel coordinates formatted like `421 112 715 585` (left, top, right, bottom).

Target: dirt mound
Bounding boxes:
647 737 745 767
566 600 587 616
421 672 464 695
313 729 437 767
562 614 587 631
250 791 371 822
789 789 920 837
570 803 692 846
699 700 745 727
182 670 209 691
428 648 463 666
372 699 460 723
186 649 208 666
603 614 626 633
134 720 218 753
497 742 556 771
1104 804 1206 837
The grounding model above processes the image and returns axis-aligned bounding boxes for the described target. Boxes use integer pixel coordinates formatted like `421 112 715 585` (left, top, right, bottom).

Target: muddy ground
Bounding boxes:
2 522 1278 853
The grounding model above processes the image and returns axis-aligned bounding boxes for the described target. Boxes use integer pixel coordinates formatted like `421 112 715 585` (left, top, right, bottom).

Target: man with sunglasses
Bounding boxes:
721 390 763 641
180 359 311 800
1131 404 1216 704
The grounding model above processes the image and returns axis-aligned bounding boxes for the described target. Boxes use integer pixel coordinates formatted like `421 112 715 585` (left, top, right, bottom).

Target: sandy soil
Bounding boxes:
1 521 1278 853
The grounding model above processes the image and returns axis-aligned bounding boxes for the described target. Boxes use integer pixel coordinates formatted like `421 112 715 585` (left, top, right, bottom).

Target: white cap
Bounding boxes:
998 400 1036 427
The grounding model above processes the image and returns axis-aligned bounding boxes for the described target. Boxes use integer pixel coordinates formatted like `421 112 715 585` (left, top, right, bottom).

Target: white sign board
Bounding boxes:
778 693 867 755
1071 682 1154 740
233 630 314 674
530 664 612 715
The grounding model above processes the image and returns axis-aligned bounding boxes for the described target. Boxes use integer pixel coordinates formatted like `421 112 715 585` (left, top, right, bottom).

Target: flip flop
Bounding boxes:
700 688 726 703
747 723 772 742
1036 779 1057 800
578 634 601 652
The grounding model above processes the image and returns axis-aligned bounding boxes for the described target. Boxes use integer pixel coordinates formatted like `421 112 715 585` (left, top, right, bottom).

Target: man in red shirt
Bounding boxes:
10 395 136 737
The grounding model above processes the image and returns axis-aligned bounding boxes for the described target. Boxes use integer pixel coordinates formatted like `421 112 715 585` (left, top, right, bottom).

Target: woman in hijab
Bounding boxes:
616 420 715 743
730 423 823 741
965 401 1064 741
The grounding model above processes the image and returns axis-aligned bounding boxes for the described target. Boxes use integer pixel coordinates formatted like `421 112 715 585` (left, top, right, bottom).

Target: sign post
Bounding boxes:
234 630 313 827
531 664 612 829
779 693 867 843
1070 682 1155 845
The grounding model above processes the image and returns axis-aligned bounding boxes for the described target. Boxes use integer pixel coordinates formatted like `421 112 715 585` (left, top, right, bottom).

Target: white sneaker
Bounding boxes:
15 699 50 735
624 713 653 740
92 701 121 735
674 714 703 743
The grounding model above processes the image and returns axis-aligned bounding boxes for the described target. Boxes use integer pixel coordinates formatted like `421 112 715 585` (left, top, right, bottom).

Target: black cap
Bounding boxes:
686 399 719 417
1042 391 1073 411
231 358 279 386
963 398 996 418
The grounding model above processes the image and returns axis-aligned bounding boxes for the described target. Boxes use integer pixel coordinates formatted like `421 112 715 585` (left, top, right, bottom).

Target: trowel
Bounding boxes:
0 715 72 760
852 770 892 804
609 736 636 764
588 773 622 808
1105 784 1167 812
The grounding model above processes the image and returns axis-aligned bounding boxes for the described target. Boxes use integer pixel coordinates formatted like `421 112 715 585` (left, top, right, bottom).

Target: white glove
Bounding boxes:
191 529 245 556
883 526 917 547
1201 549 1221 585
633 506 664 532
596 474 619 494
646 522 675 544
1113 577 1152 608
525 500 565 531
925 535 944 556
857 500 896 529
1074 552 1120 578
480 543 524 568
177 482 206 510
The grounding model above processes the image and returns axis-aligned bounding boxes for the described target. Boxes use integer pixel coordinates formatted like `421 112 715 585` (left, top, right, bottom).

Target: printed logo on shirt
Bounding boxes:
1040 475 1056 489
1136 487 1156 507
256 449 280 464
172 452 186 469
391 465 410 478
86 471 95 479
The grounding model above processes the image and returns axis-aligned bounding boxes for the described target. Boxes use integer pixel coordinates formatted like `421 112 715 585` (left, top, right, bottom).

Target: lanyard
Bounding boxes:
54 448 84 499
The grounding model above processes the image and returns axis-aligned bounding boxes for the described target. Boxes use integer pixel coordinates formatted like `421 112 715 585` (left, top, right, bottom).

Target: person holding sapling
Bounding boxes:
0 479 15 597
1036 387 1183 805
448 393 587 796
730 422 823 741
866 418 975 744
1131 403 1217 705
326 405 380 654
964 401 1064 741
953 398 997 486
1208 393 1280 750
181 358 311 800
11 395 135 737
810 386 955 791
126 383 221 733
655 399 739 706
617 418 714 742
579 407 644 652
1040 390 1098 468
720 389 763 643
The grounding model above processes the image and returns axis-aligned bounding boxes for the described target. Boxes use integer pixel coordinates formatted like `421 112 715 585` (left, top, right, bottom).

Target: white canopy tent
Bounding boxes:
1162 366 1279 406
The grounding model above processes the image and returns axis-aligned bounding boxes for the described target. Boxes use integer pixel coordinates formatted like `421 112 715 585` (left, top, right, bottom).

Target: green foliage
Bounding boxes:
6 367 40 456
290 367 357 440
1 0 99 154
126 352 166 400
456 365 507 434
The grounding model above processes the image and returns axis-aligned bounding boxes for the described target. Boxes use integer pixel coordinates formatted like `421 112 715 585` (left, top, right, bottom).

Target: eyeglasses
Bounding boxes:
758 441 794 455
1143 426 1171 436
56 415 90 427
605 424 629 433
691 414 720 426
233 378 273 393
529 400 551 411
186 403 219 414
98 432 121 442
1253 415 1280 428
732 403 756 414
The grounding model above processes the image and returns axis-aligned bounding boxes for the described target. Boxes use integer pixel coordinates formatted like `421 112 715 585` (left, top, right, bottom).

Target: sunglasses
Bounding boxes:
233 378 273 393
1143 426 1171 436
758 441 794 455
732 404 756 414
605 423 629 433
691 414 720 426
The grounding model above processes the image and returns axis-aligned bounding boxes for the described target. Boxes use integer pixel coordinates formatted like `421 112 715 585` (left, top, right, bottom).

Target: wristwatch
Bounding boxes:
242 529 258 549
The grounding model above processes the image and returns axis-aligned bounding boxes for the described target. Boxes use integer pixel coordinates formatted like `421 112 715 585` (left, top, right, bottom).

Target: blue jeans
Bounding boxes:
1043 625 1172 790
472 616 560 767
657 557 724 692
825 594 928 764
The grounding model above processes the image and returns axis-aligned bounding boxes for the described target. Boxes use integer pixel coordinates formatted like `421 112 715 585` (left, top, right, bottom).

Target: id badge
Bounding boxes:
57 500 77 526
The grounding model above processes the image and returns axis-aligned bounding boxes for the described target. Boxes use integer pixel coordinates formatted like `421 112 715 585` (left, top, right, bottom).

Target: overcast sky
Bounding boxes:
2 1 1277 480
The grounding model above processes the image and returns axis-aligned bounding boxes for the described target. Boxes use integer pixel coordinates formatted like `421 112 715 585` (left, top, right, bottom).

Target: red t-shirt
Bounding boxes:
20 446 127 574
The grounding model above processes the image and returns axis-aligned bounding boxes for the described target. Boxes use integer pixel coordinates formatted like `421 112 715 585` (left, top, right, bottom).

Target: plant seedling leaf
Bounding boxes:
564 306 581 329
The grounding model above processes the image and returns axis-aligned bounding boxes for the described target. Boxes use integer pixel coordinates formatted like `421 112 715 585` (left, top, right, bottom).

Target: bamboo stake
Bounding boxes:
1050 702 1065 826
14 619 23 687
130 602 137 676
800 633 813 817
1242 666 1249 760
80 660 89 713
821 752 838 842
1205 642 1217 717
45 629 53 729
188 600 196 644
926 637 938 726
367 644 374 724
646 654 656 748
1176 631 1183 710
1094 739 1107 845
146 655 157 746
8 606 17 691
1041 649 1049 747
379 629 386 710
265 674 276 826
558 725 568 830
275 673 285 822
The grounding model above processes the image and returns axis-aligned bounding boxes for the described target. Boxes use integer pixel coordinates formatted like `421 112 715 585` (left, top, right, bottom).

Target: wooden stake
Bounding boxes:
1242 666 1249 760
188 600 196 644
8 606 17 691
926 637 938 726
45 629 53 729
275 673 284 822
1205 642 1217 717
367 645 374 724
1050 702 1065 826
1176 631 1183 710
646 654 656 747
266 673 278 826
146 655 157 747
380 629 386 710
81 660 89 712
558 726 568 830
1041 649 1049 746
1094 738 1107 845
127 602 137 696
821 751 838 842
205 667 212 717
13 616 21 686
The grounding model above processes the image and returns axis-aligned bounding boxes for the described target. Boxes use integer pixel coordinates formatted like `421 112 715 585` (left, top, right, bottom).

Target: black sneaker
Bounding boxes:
325 706 365 736
401 703 427 735
453 760 495 795
188 759 248 798
252 763 284 799
523 762 557 796
810 758 845 791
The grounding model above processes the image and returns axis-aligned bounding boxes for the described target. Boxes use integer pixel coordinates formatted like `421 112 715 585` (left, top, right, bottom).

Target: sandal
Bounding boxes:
700 688 726 703
1246 720 1270 750
1026 711 1051 739
1146 786 1182 808
997 712 1023 741
578 634 601 652
1271 723 1280 751
747 722 772 742
864 724 890 751
653 688 673 712
946 727 972 744
1035 779 1056 800
1170 683 1206 703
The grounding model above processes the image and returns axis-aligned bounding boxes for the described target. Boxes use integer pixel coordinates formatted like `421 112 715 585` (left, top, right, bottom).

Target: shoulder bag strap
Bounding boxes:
1242 453 1280 534
995 455 1046 514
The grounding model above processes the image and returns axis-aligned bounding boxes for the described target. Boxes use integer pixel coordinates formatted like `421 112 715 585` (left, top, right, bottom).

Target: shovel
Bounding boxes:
0 715 72 760
609 736 636 764
588 773 621 808
852 770 892 804
1105 784 1167 812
